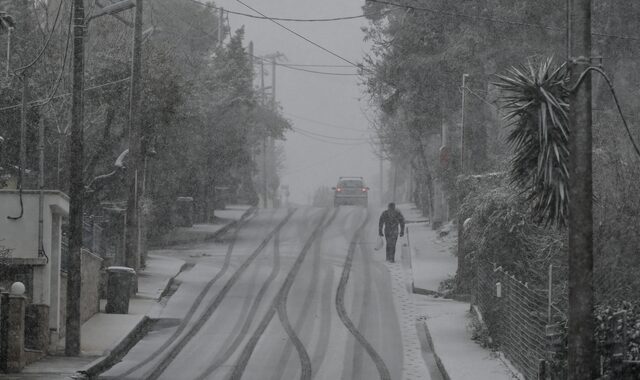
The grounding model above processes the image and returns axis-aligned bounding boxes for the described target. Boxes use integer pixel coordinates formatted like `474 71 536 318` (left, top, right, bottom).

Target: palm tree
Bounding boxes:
494 57 571 227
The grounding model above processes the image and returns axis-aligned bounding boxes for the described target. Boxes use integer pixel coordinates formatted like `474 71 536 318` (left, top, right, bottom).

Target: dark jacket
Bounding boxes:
379 209 405 237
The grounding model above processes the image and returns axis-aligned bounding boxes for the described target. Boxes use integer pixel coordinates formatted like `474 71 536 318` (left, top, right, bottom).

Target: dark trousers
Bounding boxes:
385 233 398 262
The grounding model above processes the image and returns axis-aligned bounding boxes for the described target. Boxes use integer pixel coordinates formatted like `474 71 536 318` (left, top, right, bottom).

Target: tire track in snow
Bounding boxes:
335 209 392 380
118 208 259 378
143 209 297 380
270 207 359 380
351 229 374 380
309 267 335 373
194 228 284 380
228 208 337 380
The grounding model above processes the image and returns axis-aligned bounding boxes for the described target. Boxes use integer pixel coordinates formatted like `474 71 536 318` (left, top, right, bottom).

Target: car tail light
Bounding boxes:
336 187 342 192
361 188 368 192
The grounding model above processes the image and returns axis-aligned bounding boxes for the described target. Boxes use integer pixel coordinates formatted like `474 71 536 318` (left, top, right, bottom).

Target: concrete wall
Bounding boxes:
55 249 103 345
0 191 68 333
80 249 103 322
0 190 68 260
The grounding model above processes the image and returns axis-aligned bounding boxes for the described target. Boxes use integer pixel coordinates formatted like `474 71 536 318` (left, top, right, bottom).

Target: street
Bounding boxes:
101 207 416 380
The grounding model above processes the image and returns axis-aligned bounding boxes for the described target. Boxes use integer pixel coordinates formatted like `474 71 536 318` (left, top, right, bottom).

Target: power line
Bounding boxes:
367 0 561 31
186 0 368 22
580 67 640 159
291 126 369 141
278 63 359 76
249 53 355 73
284 112 368 132
0 76 131 112
281 63 353 68
14 0 65 73
40 2 74 108
367 0 640 42
234 0 360 68
292 128 371 146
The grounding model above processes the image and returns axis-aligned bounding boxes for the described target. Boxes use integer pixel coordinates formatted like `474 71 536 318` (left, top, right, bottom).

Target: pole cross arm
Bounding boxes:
87 0 135 24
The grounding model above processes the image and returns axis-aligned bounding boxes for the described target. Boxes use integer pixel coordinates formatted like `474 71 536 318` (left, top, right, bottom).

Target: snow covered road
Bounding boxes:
101 207 430 380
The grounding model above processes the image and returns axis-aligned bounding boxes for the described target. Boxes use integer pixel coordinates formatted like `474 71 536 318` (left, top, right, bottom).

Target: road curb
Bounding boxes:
420 319 452 380
202 206 256 242
158 206 257 247
77 262 186 379
79 316 153 379
78 209 257 379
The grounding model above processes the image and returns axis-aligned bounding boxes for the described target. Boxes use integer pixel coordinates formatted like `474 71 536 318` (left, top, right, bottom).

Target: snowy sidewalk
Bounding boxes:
160 205 252 246
398 204 520 380
400 204 457 294
16 206 253 379
415 296 520 380
14 253 185 380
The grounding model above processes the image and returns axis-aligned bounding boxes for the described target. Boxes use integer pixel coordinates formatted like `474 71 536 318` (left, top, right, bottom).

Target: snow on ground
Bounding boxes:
214 205 251 220
415 296 520 380
387 250 432 380
397 203 522 380
399 204 457 293
160 205 252 246
137 254 186 300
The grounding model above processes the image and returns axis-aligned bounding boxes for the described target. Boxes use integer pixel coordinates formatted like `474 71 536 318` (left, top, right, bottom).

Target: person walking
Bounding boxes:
378 202 405 263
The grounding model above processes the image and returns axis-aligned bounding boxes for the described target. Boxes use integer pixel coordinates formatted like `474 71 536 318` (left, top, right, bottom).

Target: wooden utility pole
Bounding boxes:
379 155 383 205
218 8 224 47
66 0 85 356
460 73 468 173
271 57 276 110
567 0 595 378
125 0 143 270
19 73 27 188
260 60 267 208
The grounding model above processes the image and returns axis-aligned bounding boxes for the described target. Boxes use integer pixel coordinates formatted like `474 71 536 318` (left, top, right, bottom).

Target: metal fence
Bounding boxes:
475 261 565 380
61 216 113 272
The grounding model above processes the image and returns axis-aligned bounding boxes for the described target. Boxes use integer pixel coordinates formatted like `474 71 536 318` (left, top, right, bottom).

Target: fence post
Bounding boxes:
548 264 553 324
538 358 547 380
0 291 8 372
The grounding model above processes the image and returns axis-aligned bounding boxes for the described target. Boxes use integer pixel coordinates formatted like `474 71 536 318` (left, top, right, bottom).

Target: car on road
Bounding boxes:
332 177 369 207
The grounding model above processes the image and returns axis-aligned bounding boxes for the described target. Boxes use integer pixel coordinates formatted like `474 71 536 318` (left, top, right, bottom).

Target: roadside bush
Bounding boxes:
459 178 566 289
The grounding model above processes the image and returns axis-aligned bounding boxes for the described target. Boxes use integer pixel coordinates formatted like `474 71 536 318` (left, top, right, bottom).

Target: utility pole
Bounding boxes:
269 57 276 207
218 8 224 47
5 27 11 79
125 0 143 270
260 60 267 208
19 73 27 188
460 73 468 174
66 0 85 356
567 0 595 378
271 57 276 110
379 155 383 205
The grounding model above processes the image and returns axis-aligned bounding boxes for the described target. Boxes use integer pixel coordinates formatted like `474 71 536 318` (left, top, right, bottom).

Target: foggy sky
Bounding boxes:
214 0 380 205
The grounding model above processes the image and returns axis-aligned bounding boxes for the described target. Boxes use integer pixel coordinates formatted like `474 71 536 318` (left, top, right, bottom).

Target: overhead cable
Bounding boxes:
234 0 360 68
291 126 369 141
14 0 65 73
294 132 371 146
187 0 367 22
40 2 74 108
366 0 640 41
280 63 353 68
278 63 359 76
366 0 561 31
284 112 368 132
0 77 131 112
